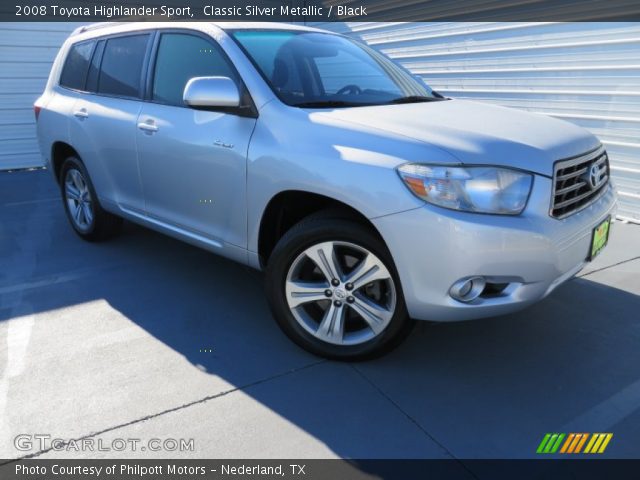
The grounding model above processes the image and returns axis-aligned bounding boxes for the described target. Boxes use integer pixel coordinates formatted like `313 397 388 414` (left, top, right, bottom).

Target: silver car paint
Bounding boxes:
136 101 255 250
311 99 600 176
183 76 241 107
70 94 145 213
36 22 617 322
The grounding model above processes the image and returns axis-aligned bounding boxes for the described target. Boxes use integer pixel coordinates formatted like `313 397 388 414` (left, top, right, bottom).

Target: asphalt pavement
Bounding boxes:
1 169 639 464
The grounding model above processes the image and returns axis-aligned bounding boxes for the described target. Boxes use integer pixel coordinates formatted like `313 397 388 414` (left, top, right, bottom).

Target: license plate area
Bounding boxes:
589 216 611 260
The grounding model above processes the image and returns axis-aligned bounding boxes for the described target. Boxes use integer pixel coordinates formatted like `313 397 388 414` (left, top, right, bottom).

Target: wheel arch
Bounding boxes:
257 189 386 268
51 141 80 184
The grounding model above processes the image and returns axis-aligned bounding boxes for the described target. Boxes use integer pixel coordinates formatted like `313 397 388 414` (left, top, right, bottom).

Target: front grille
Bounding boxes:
550 145 609 219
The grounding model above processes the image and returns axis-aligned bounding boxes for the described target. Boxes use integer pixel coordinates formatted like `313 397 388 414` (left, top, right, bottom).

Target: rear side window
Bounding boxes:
59 41 95 90
152 33 237 106
98 34 150 98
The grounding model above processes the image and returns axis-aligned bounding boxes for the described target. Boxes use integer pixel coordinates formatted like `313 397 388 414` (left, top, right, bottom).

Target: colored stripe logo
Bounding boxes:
537 433 612 454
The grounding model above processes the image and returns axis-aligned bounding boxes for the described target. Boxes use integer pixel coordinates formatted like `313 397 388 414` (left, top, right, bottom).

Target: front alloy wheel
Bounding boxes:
265 215 413 360
285 241 396 346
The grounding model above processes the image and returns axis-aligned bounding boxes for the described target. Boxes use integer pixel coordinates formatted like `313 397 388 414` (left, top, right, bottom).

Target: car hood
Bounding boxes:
313 99 600 176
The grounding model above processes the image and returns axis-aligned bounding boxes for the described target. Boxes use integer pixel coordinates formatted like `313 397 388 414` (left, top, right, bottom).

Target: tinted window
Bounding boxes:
314 48 398 95
231 31 305 98
60 41 95 90
232 30 435 107
152 33 237 106
98 34 149 98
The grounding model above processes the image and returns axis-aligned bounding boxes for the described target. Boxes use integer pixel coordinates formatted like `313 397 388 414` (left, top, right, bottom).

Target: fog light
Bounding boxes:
449 277 486 303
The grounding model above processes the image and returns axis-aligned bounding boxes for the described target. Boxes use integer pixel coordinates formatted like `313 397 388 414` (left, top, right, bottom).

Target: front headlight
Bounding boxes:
397 164 533 214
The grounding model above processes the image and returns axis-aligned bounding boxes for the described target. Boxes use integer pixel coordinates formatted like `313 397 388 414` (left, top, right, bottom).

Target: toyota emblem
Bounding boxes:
588 164 600 189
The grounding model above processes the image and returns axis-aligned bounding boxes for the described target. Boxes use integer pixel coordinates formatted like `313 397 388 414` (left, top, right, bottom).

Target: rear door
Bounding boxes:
69 33 152 214
136 31 256 249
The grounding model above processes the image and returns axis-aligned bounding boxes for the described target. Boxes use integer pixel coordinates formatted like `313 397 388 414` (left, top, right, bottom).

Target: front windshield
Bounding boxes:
230 30 440 108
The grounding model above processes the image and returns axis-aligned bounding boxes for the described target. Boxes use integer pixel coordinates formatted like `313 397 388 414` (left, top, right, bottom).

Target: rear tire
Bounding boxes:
60 156 122 241
265 215 414 360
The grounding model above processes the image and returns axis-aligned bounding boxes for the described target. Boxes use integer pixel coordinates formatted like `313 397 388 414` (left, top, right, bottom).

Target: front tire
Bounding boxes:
60 156 122 241
265 216 413 360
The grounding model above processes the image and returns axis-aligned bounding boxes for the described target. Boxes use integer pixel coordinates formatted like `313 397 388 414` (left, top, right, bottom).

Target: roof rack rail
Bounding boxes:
71 22 127 36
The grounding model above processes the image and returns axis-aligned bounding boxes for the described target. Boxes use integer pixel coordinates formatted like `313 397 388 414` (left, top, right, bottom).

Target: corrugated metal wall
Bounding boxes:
315 22 640 223
0 22 81 170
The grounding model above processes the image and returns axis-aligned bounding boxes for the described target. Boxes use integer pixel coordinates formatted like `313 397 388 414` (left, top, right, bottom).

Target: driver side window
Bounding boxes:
152 33 237 107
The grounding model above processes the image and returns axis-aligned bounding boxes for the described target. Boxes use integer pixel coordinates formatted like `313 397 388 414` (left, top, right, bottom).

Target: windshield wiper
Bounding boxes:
292 100 370 108
292 97 443 108
387 96 443 104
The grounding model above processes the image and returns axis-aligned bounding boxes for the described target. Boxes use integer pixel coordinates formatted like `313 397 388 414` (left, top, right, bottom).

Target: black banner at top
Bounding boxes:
4 0 640 22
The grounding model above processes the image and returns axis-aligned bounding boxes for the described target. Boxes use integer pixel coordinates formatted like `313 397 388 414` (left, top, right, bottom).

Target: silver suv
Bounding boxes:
36 22 617 359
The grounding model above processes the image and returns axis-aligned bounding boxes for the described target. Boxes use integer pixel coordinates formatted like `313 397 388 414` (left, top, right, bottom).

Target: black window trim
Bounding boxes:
145 28 258 118
85 39 105 93
58 39 97 93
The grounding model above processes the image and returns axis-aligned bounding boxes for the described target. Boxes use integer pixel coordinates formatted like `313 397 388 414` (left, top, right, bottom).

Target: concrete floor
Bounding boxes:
1 169 639 463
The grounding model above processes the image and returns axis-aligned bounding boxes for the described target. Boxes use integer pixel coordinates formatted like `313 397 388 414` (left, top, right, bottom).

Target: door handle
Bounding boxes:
137 120 158 133
73 108 89 119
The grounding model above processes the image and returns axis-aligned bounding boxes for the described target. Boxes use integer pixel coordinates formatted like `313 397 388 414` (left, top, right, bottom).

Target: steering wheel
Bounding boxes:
336 84 362 95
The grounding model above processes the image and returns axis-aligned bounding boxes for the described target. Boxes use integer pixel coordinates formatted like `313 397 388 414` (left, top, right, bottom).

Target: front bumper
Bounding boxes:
372 176 617 321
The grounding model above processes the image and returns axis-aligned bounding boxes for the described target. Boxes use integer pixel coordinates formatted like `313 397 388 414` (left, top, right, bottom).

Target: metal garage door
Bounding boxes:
316 22 640 223
0 23 81 171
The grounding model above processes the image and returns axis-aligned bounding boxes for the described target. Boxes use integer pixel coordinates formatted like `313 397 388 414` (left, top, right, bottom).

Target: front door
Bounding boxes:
136 32 256 249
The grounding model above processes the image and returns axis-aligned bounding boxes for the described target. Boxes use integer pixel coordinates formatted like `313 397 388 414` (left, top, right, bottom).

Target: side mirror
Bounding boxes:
183 76 240 108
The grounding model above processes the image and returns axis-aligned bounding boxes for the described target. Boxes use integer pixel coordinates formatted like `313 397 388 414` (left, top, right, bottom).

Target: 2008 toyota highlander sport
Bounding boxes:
35 22 617 359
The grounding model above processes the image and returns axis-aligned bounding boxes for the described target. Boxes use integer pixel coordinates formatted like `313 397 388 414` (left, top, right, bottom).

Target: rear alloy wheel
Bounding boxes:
60 156 122 241
64 168 94 232
266 217 413 360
